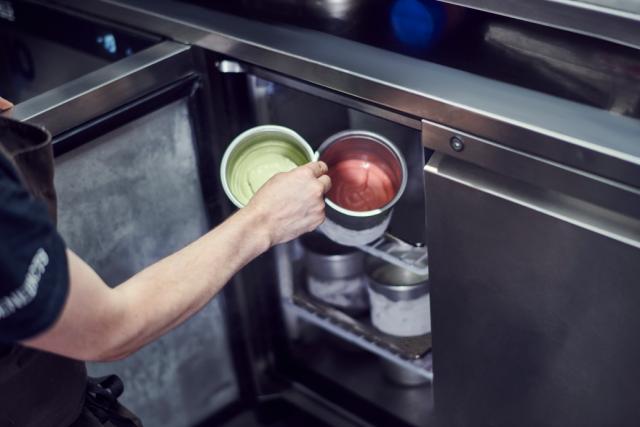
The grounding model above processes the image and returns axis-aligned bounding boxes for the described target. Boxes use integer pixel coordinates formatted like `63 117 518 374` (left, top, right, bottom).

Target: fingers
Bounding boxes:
317 174 332 195
303 161 329 178
0 97 13 112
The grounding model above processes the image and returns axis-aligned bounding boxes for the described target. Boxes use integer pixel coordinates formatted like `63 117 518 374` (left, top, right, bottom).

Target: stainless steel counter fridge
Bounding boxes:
8 0 640 426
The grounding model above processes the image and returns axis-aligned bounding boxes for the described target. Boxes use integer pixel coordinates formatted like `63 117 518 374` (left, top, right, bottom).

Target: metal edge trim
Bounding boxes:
4 41 192 135
426 155 640 249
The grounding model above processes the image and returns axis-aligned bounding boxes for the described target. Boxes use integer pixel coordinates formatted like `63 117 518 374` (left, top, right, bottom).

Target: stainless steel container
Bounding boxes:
317 130 407 246
301 232 368 313
366 258 430 337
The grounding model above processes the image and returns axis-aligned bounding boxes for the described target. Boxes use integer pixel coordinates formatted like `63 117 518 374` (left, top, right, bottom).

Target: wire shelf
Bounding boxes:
283 295 433 381
358 233 429 276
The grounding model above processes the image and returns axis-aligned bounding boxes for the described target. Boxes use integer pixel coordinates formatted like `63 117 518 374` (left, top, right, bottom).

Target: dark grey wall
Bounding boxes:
54 99 238 427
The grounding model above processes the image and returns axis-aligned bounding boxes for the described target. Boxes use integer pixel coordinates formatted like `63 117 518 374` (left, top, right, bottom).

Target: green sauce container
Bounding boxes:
221 125 315 208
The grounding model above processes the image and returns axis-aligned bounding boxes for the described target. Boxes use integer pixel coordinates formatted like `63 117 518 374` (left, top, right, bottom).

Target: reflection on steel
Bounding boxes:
484 21 640 118
49 0 640 189
421 118 640 220
215 59 246 74
308 0 365 20
426 152 640 248
426 152 640 427
390 0 446 50
439 0 640 49
3 41 193 136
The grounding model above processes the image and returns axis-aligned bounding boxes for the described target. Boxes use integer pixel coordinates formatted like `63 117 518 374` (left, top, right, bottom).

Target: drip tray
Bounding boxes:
291 290 432 360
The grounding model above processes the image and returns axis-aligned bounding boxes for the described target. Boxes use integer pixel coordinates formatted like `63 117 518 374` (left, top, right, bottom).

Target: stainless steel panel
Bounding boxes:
250 67 422 131
294 339 434 427
50 0 640 189
481 18 640 119
421 119 640 219
426 153 640 427
438 0 640 49
54 99 238 427
2 40 194 136
0 24 107 103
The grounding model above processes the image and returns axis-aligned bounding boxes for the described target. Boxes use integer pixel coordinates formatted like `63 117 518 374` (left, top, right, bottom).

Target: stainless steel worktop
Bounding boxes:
49 0 640 189
439 0 640 50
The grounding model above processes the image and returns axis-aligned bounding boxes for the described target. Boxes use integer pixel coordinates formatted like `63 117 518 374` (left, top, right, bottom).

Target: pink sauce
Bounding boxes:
327 159 396 211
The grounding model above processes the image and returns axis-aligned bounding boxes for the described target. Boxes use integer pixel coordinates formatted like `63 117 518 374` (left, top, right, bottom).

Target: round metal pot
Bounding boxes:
301 232 368 313
220 125 314 208
366 257 430 337
301 232 364 279
317 130 407 246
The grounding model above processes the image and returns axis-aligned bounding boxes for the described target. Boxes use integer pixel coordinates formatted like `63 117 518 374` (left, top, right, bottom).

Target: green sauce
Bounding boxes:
227 139 310 206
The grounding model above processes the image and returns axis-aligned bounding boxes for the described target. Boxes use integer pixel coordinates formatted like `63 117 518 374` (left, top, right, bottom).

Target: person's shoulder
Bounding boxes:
0 152 38 222
0 150 23 190
0 151 69 343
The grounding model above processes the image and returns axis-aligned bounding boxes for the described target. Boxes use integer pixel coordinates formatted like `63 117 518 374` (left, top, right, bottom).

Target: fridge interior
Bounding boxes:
218 68 435 427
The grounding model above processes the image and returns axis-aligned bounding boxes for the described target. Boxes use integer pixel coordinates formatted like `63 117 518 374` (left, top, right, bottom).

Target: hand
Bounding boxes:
247 161 331 247
0 97 13 112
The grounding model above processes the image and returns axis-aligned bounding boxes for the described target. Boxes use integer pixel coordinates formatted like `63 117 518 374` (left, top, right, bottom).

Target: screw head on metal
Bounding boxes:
450 136 464 152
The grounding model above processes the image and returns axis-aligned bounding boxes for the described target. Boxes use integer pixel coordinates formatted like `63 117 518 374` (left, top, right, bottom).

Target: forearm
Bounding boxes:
24 162 328 362
105 207 270 359
0 96 12 111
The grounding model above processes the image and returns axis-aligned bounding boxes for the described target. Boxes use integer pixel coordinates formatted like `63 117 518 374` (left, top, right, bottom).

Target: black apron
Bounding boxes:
0 117 141 427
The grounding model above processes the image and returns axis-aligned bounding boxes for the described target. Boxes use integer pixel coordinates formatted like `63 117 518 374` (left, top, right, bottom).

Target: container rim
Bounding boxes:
367 277 429 300
318 130 408 218
366 258 429 300
220 124 314 208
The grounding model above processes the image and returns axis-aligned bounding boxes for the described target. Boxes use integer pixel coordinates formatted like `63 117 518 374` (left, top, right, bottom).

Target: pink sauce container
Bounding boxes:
317 130 407 246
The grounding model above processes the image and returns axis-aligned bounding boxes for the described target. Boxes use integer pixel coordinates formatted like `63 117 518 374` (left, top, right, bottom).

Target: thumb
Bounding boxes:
303 161 329 178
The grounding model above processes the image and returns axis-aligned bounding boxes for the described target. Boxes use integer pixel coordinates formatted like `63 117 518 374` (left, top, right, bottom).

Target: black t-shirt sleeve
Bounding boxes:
0 155 69 342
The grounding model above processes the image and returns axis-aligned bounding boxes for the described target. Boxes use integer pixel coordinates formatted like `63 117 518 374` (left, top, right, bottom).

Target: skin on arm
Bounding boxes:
23 161 331 361
0 97 13 111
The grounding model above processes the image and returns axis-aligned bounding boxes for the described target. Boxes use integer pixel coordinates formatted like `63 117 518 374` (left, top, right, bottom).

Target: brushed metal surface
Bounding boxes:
49 0 640 189
426 154 640 427
421 119 640 219
438 0 640 49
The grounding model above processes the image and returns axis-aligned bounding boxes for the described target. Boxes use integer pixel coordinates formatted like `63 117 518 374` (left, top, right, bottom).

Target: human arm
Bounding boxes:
22 161 330 361
0 97 13 111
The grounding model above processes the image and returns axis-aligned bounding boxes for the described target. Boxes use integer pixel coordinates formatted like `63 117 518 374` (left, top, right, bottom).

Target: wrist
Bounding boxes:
238 204 273 253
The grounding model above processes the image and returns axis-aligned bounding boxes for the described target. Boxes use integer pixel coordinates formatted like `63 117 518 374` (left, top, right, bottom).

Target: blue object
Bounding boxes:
391 0 446 50
96 33 117 55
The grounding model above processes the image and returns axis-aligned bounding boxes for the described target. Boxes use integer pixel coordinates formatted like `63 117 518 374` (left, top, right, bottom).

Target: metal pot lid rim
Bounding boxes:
318 129 408 217
305 250 362 260
220 124 314 208
369 280 428 292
